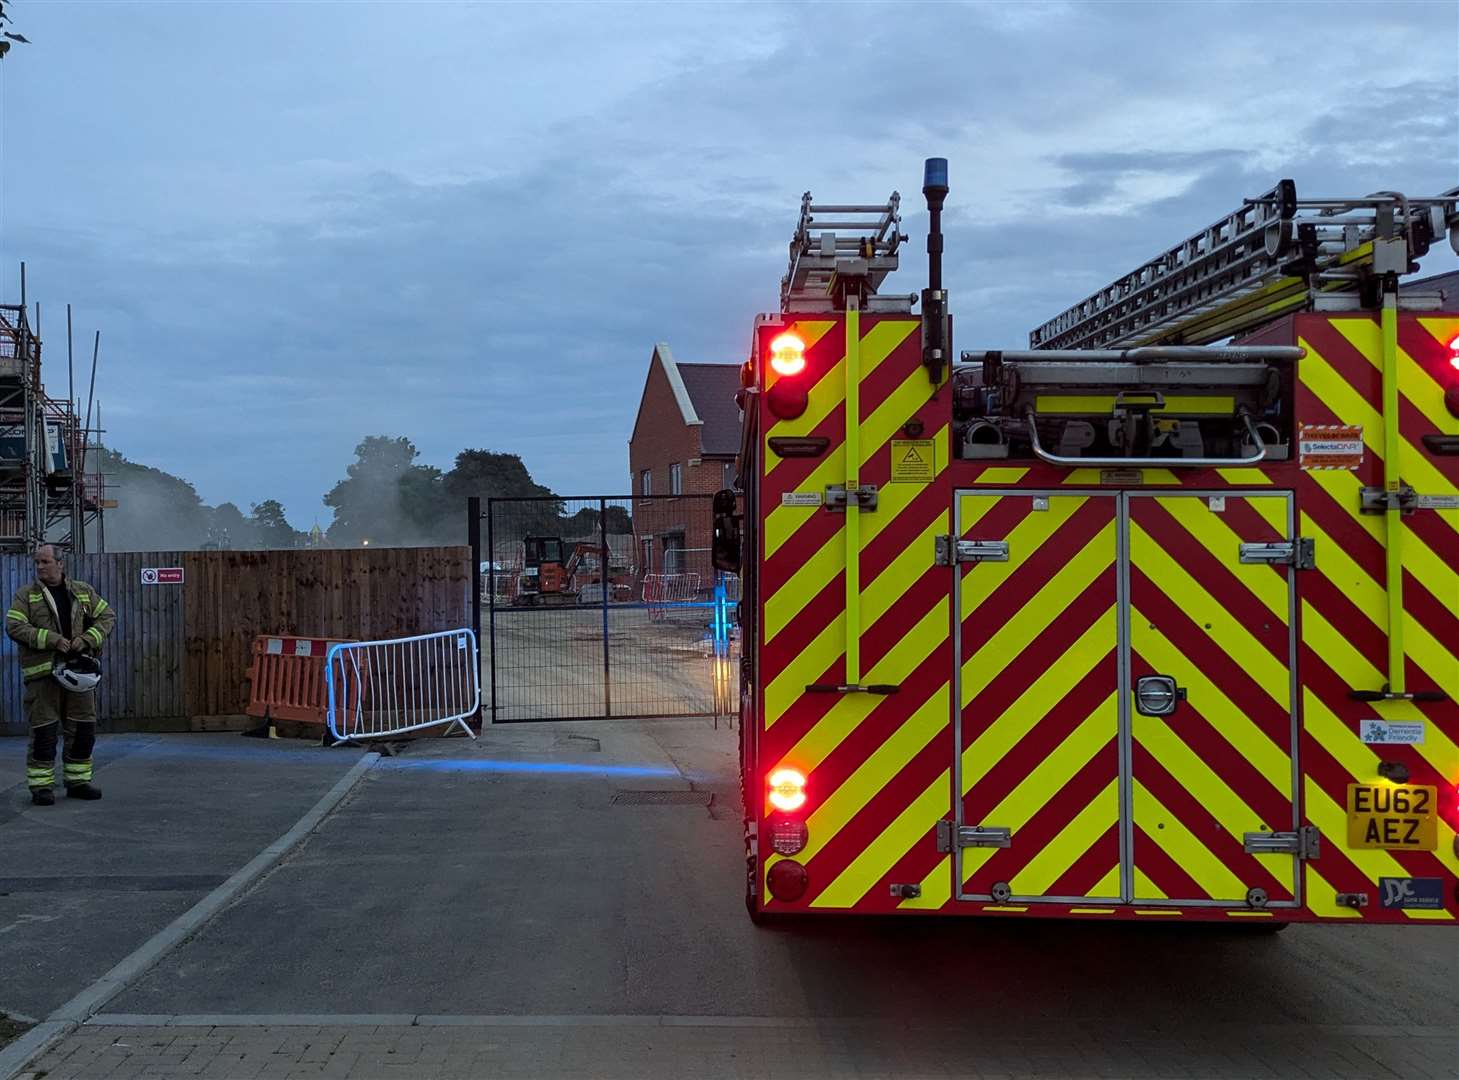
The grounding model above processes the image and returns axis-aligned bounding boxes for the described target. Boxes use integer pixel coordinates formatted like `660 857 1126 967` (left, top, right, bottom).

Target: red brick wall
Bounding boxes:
628 357 736 584
628 356 701 497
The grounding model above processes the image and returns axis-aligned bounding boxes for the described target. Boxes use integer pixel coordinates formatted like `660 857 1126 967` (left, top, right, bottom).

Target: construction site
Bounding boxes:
0 277 110 556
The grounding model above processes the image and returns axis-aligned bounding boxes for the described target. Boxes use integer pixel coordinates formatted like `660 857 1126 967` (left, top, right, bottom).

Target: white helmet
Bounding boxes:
54 654 102 694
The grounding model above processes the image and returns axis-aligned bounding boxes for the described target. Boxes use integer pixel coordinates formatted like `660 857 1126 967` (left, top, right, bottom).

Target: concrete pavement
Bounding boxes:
3 721 1457 1079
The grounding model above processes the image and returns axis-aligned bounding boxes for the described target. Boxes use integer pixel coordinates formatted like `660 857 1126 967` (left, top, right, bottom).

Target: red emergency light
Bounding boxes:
769 333 806 376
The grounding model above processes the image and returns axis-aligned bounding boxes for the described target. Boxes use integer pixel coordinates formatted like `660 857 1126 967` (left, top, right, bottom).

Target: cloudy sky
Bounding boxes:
1 1 1455 528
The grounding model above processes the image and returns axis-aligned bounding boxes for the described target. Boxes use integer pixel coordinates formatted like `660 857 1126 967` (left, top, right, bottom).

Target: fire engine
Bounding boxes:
718 160 1459 927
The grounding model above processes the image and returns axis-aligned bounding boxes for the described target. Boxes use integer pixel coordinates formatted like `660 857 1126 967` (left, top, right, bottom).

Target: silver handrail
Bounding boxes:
1025 411 1269 469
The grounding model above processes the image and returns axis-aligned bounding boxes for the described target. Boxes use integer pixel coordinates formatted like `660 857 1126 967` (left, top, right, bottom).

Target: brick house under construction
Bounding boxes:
627 343 741 581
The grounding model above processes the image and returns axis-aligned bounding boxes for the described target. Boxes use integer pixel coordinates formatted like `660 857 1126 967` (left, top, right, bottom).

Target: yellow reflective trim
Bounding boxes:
764 329 841 472
1132 779 1246 899
1337 317 1459 437
1132 702 1294 894
1130 617 1291 797
1216 468 1272 485
1299 339 1457 534
92 599 109 615
961 694 1116 886
1135 909 1183 916
780 686 947 865
900 854 951 910
764 351 934 557
1034 395 1235 415
961 611 1115 791
36 629 48 650
970 467 1029 485
1303 689 1459 879
763 540 842 646
23 661 52 676
86 626 104 645
811 769 949 908
1134 867 1167 900
983 905 1029 912
29 593 41 601
861 511 948 633
1069 907 1118 915
1151 494 1288 619
1301 775 1453 918
961 520 1116 708
1007 779 1120 898
6 608 27 621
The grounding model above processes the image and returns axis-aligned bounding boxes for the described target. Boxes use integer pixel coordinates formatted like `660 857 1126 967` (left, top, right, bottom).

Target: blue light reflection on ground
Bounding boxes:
377 757 679 779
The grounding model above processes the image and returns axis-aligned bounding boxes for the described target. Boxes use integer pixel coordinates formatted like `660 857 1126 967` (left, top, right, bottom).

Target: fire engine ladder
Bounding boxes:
780 192 913 314
781 192 914 695
1029 182 1459 702
1029 181 1459 352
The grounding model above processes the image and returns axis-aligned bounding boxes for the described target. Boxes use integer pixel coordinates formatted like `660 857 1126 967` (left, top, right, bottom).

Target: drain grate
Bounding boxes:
612 789 712 806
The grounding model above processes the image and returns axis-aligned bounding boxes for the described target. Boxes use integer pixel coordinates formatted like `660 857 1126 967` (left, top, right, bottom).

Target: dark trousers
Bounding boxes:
25 679 97 791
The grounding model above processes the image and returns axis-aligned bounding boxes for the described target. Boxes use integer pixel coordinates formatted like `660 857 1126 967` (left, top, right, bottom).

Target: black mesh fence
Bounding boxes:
481 495 738 722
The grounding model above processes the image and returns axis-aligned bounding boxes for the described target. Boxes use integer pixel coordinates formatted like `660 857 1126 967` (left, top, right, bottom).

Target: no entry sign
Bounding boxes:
140 567 184 585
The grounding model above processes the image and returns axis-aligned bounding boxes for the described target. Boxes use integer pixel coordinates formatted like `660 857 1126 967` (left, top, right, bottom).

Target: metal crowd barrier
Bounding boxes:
325 628 480 743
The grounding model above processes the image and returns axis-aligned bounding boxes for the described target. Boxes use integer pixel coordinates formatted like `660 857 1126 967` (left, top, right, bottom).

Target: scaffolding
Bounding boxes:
0 299 108 554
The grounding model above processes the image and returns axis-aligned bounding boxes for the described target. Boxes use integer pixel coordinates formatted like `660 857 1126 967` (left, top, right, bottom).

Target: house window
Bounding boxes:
640 469 652 496
669 462 683 495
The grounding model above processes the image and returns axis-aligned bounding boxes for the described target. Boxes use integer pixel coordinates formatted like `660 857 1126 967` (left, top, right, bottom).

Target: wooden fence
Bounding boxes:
0 547 471 735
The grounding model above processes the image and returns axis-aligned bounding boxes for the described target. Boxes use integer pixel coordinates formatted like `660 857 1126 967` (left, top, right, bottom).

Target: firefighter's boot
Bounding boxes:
65 782 102 800
31 787 55 806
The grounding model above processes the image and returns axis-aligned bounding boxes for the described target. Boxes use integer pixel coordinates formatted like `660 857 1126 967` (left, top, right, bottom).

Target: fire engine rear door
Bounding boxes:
954 490 1123 903
1126 492 1301 908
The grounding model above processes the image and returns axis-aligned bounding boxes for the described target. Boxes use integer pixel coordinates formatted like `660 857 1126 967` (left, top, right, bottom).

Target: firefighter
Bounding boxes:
5 544 115 805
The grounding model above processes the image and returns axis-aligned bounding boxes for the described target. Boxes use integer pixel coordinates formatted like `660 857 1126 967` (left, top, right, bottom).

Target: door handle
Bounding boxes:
1135 675 1186 717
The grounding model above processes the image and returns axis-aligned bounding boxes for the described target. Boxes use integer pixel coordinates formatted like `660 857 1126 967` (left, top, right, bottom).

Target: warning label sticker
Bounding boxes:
1299 424 1363 470
781 491 823 508
891 439 935 483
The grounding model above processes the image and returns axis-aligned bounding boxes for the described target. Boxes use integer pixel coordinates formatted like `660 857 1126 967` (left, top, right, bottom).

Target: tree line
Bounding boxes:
93 437 572 552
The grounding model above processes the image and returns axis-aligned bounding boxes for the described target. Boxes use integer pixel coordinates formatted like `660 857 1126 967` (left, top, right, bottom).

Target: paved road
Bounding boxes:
4 722 1456 1078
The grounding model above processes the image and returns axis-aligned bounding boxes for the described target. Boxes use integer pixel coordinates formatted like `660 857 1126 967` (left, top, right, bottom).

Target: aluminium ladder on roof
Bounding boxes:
1030 181 1459 350
780 191 911 312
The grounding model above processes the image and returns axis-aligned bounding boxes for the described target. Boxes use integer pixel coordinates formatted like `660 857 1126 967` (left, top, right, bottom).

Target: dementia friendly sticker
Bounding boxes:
891 439 935 482
1299 424 1363 470
1360 719 1425 745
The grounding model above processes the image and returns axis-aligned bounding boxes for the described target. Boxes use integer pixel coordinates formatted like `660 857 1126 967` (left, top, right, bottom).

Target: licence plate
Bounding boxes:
1347 784 1437 851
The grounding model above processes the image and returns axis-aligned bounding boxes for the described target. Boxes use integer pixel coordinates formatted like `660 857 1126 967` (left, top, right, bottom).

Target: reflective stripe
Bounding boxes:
23 661 52 677
6 608 27 621
63 762 91 779
93 599 109 615
85 626 103 645
76 593 90 602
29 593 41 601
27 768 54 785
36 629 48 649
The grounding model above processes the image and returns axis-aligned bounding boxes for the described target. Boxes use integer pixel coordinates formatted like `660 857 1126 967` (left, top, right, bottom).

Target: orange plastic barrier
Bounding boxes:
245 635 358 726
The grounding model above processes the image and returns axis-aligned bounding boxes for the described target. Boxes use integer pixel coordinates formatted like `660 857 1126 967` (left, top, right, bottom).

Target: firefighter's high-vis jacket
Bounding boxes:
5 578 116 682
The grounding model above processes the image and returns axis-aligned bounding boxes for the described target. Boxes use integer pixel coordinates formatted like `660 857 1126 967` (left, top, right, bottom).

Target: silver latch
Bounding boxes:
934 537 1010 566
936 820 1012 852
824 484 878 511
1238 538 1315 570
1243 825 1320 859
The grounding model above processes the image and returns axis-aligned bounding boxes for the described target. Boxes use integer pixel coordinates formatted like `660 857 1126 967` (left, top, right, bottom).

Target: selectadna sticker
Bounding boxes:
1378 877 1444 910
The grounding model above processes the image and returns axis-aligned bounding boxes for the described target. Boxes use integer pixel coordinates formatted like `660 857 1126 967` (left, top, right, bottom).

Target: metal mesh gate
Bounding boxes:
479 495 738 722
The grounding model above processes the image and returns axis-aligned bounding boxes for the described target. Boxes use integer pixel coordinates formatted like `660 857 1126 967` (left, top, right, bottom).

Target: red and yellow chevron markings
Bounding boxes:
956 492 1122 902
1294 314 1457 922
757 316 955 911
1128 493 1299 904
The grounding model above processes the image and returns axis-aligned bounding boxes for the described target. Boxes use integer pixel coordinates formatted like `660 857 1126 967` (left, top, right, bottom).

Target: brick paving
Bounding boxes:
14 1020 1459 1080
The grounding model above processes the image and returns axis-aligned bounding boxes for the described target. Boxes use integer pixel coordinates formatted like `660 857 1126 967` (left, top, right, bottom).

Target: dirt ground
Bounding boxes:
482 602 736 721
